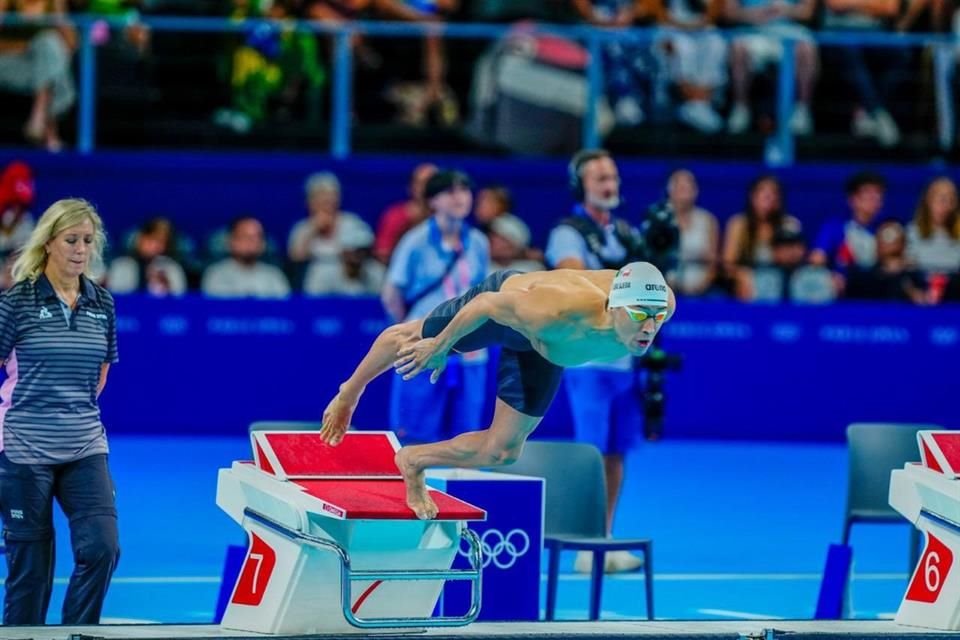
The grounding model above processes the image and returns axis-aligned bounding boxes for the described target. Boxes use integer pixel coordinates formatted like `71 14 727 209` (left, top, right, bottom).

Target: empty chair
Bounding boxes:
499 440 653 620
843 422 941 571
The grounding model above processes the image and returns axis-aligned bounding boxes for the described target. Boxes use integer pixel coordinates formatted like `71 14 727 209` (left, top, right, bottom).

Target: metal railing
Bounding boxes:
5 14 959 164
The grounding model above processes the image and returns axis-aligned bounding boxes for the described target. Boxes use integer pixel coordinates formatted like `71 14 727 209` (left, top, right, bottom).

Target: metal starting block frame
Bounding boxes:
216 430 487 634
890 430 960 630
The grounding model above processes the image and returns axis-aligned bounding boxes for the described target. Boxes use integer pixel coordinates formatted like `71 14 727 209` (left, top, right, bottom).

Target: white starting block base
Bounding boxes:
216 431 486 635
890 430 960 631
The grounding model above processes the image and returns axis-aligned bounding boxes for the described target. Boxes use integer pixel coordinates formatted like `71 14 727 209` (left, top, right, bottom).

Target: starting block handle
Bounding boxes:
243 508 483 629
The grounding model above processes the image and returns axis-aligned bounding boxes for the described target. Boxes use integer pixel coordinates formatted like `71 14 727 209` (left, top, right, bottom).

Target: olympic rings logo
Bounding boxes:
459 528 531 570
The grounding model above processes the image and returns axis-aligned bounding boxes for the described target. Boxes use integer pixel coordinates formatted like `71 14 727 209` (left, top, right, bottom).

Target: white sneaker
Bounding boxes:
679 100 723 134
789 103 813 136
574 550 594 574
574 550 645 574
873 109 900 147
614 96 644 126
852 110 878 138
604 550 645 573
727 103 751 134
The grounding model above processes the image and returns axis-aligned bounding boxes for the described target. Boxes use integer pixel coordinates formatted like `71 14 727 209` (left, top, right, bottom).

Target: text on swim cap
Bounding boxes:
613 282 631 290
646 284 667 292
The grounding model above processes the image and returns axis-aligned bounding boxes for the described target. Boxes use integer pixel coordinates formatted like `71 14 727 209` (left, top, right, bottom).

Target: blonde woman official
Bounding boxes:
0 198 120 624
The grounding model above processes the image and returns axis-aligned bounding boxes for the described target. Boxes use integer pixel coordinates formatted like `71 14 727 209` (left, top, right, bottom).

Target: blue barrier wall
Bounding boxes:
2 150 956 441
2 150 957 251
88 295 959 442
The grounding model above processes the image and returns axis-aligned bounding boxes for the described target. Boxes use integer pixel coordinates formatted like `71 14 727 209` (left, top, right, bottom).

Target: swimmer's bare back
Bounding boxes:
494 269 630 367
498 268 618 299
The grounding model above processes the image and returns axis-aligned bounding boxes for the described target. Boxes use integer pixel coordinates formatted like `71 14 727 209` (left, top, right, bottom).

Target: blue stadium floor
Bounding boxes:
0 435 914 624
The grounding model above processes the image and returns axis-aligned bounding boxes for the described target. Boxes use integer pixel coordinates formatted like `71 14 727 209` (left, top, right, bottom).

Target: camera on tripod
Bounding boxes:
634 199 683 441
637 345 683 441
637 199 680 275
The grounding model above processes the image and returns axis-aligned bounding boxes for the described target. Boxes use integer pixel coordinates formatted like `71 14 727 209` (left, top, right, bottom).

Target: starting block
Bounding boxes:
216 430 487 634
890 430 960 630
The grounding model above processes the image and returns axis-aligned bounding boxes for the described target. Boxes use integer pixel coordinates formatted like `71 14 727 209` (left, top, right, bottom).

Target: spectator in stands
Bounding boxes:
652 0 729 133
724 0 819 135
898 0 956 152
809 171 886 270
214 0 325 133
374 0 461 127
373 162 437 263
666 168 719 295
906 176 960 274
740 226 835 302
475 184 547 267
203 221 281 265
488 213 544 273
0 0 76 151
382 169 489 445
846 219 927 302
0 160 36 256
304 0 374 23
570 0 652 126
474 184 512 233
0 160 35 290
201 215 291 298
722 175 802 293
106 217 188 296
823 0 908 147
71 0 150 55
896 0 952 30
303 221 385 295
301 0 382 128
288 171 373 265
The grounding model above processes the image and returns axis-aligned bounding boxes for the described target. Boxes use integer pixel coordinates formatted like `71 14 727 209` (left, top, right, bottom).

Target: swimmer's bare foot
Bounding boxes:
320 391 357 445
395 447 438 520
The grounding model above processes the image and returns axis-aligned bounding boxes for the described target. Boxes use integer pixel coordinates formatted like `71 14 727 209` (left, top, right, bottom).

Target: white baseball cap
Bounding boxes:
608 262 669 308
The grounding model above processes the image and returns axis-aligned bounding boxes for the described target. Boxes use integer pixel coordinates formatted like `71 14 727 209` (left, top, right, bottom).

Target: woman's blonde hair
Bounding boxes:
11 198 107 284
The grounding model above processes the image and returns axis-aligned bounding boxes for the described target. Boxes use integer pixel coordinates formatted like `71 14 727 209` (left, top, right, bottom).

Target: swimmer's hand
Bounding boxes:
394 338 448 384
320 391 356 446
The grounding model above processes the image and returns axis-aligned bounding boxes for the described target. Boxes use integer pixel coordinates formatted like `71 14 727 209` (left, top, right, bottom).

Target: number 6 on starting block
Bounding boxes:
896 518 960 628
904 531 953 605
890 431 960 630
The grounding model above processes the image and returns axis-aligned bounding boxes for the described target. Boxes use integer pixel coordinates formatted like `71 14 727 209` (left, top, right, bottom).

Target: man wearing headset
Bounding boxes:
545 149 646 574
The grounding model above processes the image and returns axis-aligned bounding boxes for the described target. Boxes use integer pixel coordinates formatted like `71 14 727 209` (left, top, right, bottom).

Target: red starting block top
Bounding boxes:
294 479 486 520
248 430 487 521
919 431 960 478
252 431 402 480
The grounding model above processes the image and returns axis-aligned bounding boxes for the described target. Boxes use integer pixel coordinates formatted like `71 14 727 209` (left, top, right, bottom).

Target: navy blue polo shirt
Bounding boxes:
0 274 118 464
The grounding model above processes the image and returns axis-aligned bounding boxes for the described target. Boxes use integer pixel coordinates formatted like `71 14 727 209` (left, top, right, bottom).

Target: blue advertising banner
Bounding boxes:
51 295 960 442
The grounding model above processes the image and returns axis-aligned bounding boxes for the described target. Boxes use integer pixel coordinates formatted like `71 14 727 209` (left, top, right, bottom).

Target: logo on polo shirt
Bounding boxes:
85 311 107 321
10 509 23 520
39 307 52 320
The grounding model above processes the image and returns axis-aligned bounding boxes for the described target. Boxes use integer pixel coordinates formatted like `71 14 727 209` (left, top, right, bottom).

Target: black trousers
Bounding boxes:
0 452 120 625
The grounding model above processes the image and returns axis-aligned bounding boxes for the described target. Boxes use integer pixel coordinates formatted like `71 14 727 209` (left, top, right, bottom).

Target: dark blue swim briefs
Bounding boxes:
421 270 564 417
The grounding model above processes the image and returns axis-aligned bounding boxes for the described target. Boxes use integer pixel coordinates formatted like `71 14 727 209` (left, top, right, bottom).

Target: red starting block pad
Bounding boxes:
918 432 960 479
253 430 403 479
295 479 486 520
217 430 486 635
890 430 960 630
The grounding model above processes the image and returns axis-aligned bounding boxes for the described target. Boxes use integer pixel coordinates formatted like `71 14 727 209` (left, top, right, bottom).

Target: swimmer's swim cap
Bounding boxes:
608 262 669 308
